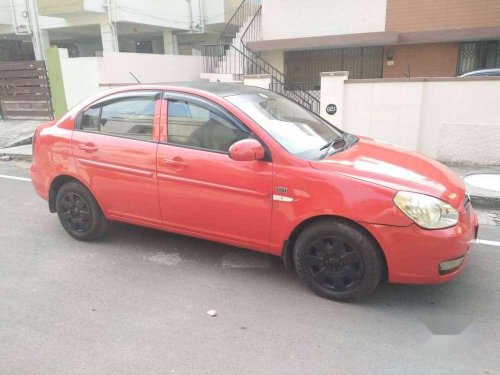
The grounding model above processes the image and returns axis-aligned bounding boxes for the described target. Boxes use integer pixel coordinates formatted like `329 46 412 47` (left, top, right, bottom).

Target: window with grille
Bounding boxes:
457 41 500 75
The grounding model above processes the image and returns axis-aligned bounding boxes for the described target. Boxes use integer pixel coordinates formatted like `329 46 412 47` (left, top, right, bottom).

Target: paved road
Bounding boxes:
1 161 499 375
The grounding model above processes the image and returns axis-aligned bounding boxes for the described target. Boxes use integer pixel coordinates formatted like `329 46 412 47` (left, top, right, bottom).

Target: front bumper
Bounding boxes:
361 207 478 284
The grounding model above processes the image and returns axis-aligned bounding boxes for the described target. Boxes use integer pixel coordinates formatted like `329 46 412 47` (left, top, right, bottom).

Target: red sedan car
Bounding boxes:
30 83 478 301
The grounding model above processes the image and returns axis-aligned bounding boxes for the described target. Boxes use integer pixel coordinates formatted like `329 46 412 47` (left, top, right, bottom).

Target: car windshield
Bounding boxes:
226 91 342 160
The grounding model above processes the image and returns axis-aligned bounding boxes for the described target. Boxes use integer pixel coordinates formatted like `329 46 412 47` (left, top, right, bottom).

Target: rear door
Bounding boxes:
72 90 162 224
156 92 273 250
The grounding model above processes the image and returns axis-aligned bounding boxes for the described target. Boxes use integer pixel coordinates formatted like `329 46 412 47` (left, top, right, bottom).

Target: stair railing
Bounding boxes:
216 0 261 46
240 6 320 113
202 0 320 114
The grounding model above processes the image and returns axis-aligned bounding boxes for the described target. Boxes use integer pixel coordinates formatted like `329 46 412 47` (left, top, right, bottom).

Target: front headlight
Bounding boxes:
393 191 459 229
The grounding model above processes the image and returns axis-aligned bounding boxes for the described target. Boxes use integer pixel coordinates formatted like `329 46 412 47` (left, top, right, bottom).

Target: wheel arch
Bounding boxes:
281 215 388 278
48 174 102 214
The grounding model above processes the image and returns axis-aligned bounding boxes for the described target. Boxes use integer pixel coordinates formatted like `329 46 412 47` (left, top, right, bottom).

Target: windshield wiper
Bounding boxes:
319 135 346 157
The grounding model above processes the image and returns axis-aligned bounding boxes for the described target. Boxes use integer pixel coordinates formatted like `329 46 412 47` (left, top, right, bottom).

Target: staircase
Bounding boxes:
201 0 320 114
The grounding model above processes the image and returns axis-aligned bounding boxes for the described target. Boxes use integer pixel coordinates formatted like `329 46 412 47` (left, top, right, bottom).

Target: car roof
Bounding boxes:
163 82 270 97
62 82 273 120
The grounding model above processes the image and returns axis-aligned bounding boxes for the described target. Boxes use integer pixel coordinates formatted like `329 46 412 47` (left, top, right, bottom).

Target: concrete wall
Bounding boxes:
261 0 387 40
321 75 500 165
204 0 225 24
0 0 14 25
203 0 241 24
262 50 284 73
57 50 203 110
37 0 88 16
98 52 202 85
60 56 100 108
342 80 423 151
115 0 191 29
418 80 500 165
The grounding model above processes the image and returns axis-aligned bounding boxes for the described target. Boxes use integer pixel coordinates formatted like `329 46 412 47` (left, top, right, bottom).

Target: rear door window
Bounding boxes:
100 98 156 141
78 91 159 141
80 107 101 131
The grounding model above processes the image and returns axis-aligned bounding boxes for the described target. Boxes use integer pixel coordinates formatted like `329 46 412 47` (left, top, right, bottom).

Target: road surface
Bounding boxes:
1 161 499 374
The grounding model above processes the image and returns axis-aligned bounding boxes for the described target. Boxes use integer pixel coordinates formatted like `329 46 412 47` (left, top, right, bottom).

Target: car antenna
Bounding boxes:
129 72 141 84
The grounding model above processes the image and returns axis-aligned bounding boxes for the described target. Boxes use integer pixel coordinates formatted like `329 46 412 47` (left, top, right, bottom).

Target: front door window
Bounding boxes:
167 100 249 152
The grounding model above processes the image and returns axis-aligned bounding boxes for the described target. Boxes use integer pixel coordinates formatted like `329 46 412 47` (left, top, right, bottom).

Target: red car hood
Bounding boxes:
309 138 467 211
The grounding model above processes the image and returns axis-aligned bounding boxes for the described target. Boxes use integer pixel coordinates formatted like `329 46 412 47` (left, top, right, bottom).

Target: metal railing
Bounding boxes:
279 81 321 102
239 6 320 113
269 82 320 114
216 0 261 46
202 0 320 114
202 44 264 81
239 4 261 49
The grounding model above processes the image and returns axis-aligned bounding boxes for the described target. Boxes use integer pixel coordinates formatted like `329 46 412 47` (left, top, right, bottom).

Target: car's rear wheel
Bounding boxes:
56 181 109 241
294 219 383 301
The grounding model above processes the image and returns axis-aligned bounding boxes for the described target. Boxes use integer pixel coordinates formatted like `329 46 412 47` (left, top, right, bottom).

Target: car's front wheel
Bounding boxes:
294 219 384 301
56 181 109 241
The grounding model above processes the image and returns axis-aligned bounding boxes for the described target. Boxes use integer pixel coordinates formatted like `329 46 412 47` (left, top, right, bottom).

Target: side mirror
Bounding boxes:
229 138 265 161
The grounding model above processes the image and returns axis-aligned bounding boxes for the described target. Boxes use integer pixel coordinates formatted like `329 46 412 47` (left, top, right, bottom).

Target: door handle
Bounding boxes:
162 157 187 167
78 143 98 152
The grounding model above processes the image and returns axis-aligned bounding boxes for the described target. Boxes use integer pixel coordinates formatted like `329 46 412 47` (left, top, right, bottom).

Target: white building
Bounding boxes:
0 0 240 62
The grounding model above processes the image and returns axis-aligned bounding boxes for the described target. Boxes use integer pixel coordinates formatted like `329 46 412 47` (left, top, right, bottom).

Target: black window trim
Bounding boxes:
75 90 161 144
163 91 272 161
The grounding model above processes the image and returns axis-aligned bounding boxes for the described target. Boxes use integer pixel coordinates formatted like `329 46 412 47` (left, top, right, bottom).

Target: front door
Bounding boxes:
156 93 273 250
72 90 162 224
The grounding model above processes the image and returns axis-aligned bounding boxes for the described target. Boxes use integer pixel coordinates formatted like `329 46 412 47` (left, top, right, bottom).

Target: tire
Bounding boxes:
294 219 383 301
55 181 109 241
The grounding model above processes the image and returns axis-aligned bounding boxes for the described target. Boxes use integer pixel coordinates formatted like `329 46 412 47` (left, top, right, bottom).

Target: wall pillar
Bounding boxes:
40 29 51 51
320 71 349 128
243 74 272 89
163 29 178 55
44 47 68 117
100 23 119 52
25 0 46 60
151 38 163 54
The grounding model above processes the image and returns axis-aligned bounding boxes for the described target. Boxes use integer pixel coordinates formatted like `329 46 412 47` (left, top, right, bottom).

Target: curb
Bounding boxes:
0 141 33 162
462 173 500 211
470 195 500 210
2 136 33 149
0 154 33 162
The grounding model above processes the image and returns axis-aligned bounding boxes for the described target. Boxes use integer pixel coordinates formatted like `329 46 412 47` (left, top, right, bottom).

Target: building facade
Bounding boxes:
246 0 500 88
0 0 240 62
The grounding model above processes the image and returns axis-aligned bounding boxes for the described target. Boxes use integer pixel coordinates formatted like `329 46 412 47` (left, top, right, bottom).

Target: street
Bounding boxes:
1 161 499 375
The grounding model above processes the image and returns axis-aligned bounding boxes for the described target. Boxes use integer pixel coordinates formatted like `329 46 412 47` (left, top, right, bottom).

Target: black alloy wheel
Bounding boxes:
56 181 109 241
294 219 384 301
59 192 92 233
304 236 364 292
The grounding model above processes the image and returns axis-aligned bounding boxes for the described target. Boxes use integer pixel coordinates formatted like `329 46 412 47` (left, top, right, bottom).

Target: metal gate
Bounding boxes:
0 61 53 120
284 46 384 89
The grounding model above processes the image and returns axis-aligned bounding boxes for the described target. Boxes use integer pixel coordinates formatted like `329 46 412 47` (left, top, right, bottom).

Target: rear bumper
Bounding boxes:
29 163 49 200
361 208 478 284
